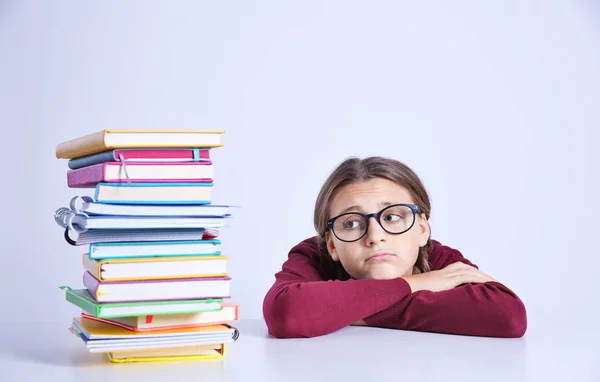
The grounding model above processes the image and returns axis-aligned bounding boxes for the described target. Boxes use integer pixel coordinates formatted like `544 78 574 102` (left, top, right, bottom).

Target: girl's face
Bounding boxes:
325 178 430 280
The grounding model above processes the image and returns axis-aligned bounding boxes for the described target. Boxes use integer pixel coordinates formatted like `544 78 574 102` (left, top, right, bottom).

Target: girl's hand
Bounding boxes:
403 262 496 293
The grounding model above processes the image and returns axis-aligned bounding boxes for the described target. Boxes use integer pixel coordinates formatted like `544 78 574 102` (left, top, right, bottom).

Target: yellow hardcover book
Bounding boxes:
107 343 226 363
82 254 229 282
56 129 226 159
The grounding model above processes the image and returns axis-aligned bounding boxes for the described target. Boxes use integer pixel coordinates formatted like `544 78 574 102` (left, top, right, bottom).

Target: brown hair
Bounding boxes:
313 156 432 274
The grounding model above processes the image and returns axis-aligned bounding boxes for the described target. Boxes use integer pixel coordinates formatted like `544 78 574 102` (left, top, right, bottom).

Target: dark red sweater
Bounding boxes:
263 236 527 339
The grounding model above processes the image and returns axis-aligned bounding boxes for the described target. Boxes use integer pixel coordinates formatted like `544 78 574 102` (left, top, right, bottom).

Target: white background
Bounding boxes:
0 0 598 344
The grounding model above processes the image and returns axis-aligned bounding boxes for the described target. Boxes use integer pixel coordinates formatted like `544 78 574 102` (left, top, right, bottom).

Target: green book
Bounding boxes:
61 287 223 318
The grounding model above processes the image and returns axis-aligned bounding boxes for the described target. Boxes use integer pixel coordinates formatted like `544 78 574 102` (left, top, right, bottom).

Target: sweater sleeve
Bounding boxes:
363 245 528 338
262 239 412 338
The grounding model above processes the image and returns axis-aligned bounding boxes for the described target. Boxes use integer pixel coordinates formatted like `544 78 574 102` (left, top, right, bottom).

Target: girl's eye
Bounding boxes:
342 220 362 229
383 213 402 222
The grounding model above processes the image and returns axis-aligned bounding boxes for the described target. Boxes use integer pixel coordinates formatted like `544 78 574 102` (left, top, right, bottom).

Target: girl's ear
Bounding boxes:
418 213 431 247
325 231 340 261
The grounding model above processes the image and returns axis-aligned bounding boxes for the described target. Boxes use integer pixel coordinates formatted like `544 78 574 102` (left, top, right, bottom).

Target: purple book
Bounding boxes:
83 272 231 303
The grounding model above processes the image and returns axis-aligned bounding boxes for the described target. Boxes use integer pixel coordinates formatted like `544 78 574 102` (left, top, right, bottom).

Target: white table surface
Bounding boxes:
1 319 597 382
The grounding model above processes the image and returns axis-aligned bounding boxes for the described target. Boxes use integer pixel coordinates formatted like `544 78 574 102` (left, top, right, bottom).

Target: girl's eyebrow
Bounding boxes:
337 201 394 214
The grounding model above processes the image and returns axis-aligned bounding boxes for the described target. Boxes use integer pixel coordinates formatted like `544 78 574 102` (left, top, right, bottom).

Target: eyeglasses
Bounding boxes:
326 204 421 242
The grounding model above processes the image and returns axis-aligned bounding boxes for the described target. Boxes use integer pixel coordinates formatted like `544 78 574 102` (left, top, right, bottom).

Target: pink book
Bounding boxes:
67 149 211 170
67 162 213 188
83 272 231 303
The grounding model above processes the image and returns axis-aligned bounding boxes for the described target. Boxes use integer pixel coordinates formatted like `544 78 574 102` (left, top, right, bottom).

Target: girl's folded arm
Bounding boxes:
363 281 527 338
359 244 525 338
262 240 412 338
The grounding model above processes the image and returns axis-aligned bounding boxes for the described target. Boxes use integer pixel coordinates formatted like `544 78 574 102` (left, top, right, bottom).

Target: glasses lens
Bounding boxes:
332 213 367 241
380 205 415 233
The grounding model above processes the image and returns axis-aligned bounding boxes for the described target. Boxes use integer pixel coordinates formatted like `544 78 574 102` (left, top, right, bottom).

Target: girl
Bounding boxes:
262 156 527 338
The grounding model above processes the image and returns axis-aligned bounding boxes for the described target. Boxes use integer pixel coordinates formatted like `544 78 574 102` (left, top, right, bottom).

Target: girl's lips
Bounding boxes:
366 252 395 261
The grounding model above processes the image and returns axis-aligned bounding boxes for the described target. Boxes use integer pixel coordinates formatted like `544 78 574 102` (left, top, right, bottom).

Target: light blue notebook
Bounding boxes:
88 239 222 260
94 182 213 205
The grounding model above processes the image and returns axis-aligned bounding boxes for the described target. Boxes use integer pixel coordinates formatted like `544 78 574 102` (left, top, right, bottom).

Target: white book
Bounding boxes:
84 272 231 302
103 162 213 181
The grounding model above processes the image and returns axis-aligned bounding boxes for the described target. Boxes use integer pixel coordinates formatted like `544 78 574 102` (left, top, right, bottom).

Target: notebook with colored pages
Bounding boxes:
67 162 214 187
58 210 228 232
72 228 218 246
106 343 226 363
70 316 238 353
67 196 232 217
94 182 213 204
68 148 211 170
87 240 221 260
81 302 239 331
82 254 228 282
62 288 223 318
83 272 231 302
56 129 225 159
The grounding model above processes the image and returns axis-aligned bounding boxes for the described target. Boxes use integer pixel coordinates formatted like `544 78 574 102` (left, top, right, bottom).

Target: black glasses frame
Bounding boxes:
326 203 421 243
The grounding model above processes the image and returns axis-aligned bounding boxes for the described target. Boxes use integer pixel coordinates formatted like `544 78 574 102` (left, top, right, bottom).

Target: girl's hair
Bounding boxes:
313 156 432 274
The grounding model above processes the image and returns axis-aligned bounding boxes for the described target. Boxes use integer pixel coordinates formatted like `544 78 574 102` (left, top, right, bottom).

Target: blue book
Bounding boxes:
88 239 222 260
94 182 213 205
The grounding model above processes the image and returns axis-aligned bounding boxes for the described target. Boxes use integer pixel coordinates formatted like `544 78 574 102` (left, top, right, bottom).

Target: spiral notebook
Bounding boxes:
65 195 232 217
55 207 228 232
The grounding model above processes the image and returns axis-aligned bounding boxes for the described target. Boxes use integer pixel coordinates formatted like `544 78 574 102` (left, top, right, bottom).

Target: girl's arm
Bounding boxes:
262 239 412 338
362 281 527 337
362 249 527 338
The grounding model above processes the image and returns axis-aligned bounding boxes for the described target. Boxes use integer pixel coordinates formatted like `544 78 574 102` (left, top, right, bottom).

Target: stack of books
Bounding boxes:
54 130 239 363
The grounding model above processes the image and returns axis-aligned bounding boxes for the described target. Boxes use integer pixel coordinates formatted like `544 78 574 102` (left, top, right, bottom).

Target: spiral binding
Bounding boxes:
69 195 94 213
54 153 132 245
53 206 88 233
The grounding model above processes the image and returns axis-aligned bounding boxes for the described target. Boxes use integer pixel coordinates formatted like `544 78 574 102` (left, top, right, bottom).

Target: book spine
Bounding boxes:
56 130 108 159
66 290 100 317
68 150 117 169
67 163 107 188
83 271 101 301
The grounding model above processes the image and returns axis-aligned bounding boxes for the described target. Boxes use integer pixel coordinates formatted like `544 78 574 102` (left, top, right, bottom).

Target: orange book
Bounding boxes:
56 129 225 159
81 302 239 331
